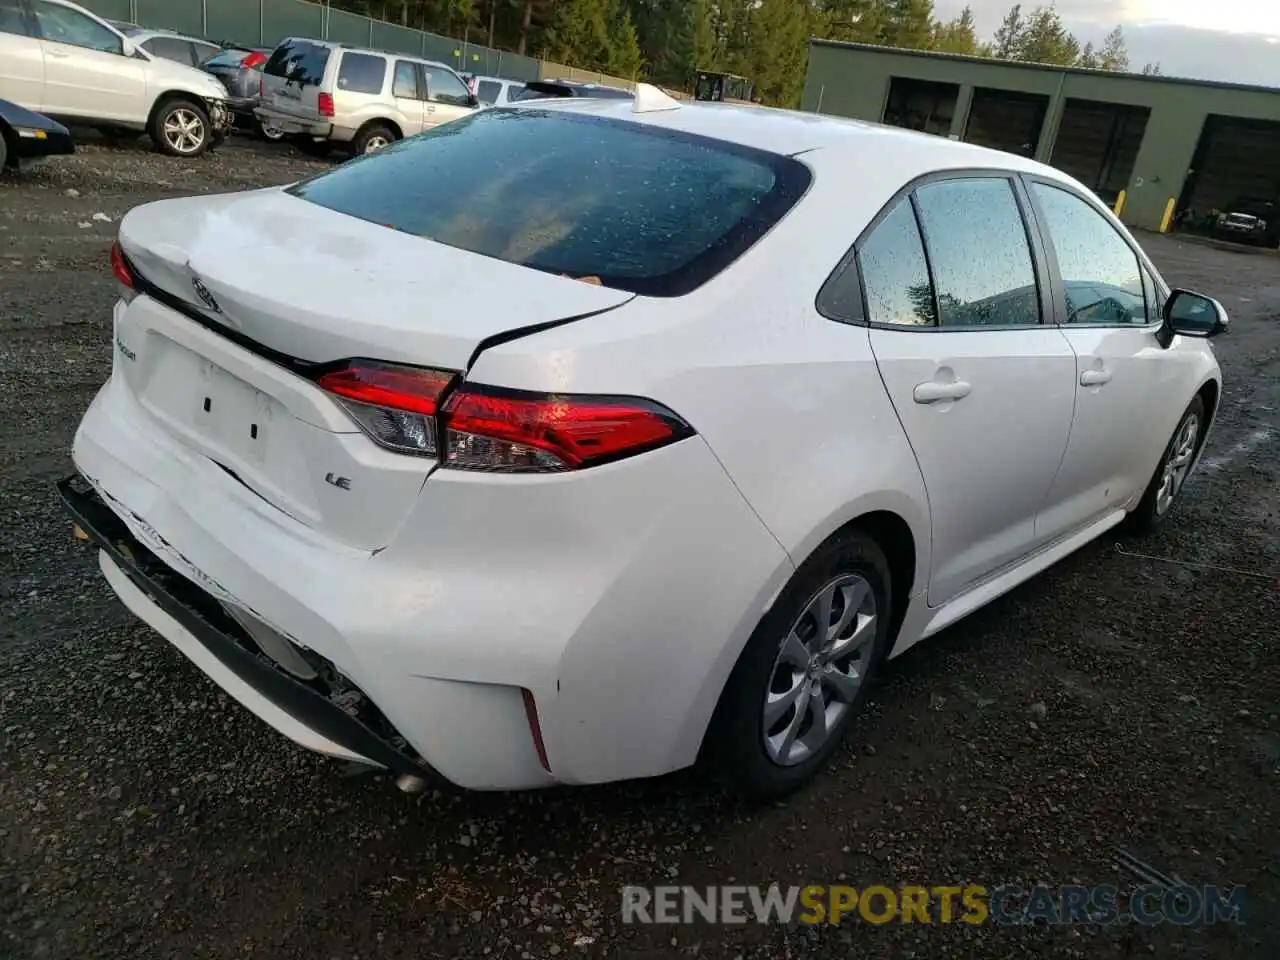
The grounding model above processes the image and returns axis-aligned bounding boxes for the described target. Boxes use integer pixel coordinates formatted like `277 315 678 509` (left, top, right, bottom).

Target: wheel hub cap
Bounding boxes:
762 572 878 768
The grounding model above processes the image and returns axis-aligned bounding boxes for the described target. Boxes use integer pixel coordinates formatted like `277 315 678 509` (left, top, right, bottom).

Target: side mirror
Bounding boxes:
1160 289 1229 346
120 36 136 57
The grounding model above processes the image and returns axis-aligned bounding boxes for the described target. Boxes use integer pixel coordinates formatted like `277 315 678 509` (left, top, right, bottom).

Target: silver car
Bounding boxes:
255 38 479 156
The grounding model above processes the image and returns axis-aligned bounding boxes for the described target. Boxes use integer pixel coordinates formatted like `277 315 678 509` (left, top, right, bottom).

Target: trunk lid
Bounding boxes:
113 189 632 551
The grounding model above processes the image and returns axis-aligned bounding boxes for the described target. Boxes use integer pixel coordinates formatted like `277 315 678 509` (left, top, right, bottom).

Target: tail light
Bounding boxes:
241 51 268 70
314 361 694 472
110 241 137 302
318 92 335 117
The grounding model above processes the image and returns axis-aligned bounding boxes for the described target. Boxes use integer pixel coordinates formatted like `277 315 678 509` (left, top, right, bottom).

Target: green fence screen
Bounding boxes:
78 0 541 81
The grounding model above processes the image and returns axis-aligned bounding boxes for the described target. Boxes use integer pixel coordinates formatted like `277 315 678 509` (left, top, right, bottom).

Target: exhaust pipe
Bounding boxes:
395 773 428 794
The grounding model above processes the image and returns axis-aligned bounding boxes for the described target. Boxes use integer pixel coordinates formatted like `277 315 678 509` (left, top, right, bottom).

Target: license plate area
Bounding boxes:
193 358 278 467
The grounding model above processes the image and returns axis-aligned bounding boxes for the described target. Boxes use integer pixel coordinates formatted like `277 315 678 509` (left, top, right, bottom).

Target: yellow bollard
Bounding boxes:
1113 190 1126 217
1159 197 1176 233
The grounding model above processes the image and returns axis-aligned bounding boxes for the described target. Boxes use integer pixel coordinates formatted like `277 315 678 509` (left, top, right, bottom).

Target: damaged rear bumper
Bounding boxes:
57 473 438 783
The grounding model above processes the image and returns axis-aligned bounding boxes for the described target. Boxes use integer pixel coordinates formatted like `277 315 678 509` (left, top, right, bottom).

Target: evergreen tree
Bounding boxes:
933 5 978 54
1076 41 1099 68
1015 5 1079 65
992 4 1025 58
883 0 935 50
824 0 887 44
1098 25 1129 71
744 0 812 106
607 5 644 79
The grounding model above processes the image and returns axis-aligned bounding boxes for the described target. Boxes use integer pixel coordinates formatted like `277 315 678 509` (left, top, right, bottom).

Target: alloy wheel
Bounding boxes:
1155 412 1200 516
163 108 206 155
364 135 390 153
763 573 878 767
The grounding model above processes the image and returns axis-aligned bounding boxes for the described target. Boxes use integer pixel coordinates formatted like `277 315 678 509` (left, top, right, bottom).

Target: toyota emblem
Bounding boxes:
192 276 221 314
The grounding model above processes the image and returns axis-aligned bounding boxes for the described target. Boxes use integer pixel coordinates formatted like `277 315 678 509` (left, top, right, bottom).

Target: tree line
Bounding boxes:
326 1 1163 106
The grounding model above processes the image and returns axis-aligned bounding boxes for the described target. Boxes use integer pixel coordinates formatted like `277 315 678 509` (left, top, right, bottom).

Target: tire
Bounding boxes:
149 98 212 158
1123 395 1206 535
350 123 396 157
703 528 895 801
255 117 285 142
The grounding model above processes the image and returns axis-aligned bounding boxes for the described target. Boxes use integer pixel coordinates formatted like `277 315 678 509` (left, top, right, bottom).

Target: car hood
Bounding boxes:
142 53 229 100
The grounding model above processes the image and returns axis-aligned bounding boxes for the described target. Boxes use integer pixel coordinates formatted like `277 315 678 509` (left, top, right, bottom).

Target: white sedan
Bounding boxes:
64 86 1226 799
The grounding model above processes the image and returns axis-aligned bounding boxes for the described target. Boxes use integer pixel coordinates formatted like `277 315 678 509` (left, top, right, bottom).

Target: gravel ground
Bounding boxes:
1 137 1276 960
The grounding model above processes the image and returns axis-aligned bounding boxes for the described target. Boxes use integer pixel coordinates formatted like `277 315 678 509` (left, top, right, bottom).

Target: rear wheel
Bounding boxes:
255 117 285 142
703 529 894 801
150 98 212 157
1124 395 1205 535
351 123 396 156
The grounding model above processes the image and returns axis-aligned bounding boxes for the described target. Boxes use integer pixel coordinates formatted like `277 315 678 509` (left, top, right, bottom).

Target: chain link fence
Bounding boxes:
80 0 544 82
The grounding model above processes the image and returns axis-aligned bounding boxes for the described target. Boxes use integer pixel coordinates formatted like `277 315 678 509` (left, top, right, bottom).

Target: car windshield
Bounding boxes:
286 110 811 297
205 49 250 68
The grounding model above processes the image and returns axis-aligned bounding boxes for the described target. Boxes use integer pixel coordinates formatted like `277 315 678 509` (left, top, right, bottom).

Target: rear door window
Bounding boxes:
476 79 502 105
263 38 330 85
338 52 386 95
288 110 811 297
913 178 1041 328
392 60 421 100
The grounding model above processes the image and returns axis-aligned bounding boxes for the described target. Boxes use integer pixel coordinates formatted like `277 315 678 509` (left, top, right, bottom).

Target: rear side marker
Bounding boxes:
521 688 551 772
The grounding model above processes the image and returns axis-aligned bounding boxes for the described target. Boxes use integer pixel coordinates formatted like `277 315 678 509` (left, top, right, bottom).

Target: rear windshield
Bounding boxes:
205 49 250 68
264 39 330 86
286 110 811 297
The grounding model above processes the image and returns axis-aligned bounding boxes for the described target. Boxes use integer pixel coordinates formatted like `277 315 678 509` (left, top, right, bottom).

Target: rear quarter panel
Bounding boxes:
465 144 939 598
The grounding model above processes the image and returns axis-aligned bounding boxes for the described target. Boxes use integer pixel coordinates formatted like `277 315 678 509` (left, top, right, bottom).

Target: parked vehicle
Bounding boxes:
466 73 527 107
0 96 74 167
255 38 479 156
1209 196 1278 248
116 26 223 66
511 78 634 101
202 44 279 140
65 87 1226 801
0 0 231 156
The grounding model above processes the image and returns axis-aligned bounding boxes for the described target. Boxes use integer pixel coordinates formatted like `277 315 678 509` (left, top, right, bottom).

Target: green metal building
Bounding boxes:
802 38 1280 233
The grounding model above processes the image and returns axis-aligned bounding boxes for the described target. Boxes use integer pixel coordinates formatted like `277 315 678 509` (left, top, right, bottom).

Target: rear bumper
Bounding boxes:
70 324 793 788
58 474 438 781
253 105 334 139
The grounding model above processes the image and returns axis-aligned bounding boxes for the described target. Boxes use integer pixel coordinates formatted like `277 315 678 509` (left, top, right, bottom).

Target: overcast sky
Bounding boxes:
933 0 1280 86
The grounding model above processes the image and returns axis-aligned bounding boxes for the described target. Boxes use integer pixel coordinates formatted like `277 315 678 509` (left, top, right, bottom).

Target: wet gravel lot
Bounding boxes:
1 137 1276 960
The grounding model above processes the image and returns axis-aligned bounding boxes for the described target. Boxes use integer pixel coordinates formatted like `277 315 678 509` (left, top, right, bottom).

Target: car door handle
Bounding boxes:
46 50 70 58
1080 368 1112 387
913 380 972 404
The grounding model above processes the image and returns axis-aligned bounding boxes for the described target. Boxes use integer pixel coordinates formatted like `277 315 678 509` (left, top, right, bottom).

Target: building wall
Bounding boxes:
802 41 1280 232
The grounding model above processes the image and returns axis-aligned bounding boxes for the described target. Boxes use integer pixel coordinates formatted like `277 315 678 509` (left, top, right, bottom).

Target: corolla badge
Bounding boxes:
192 276 222 314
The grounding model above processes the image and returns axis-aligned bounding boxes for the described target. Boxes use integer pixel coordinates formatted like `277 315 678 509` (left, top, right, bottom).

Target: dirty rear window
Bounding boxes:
263 38 330 86
285 110 811 297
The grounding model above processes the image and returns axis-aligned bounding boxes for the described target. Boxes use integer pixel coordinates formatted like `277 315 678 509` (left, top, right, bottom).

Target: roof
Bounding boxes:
809 37 1280 97
509 96 1059 176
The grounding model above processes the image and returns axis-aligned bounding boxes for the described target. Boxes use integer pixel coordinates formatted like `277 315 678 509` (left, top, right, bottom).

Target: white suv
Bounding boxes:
0 0 231 156
256 38 478 156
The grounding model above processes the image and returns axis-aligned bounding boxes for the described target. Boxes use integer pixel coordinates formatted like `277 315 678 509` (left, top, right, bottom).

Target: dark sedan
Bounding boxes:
202 46 281 141
0 99 74 170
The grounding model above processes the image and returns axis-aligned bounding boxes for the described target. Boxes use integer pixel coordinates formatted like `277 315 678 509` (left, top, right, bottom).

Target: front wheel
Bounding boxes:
1124 395 1206 535
149 98 212 157
703 529 894 801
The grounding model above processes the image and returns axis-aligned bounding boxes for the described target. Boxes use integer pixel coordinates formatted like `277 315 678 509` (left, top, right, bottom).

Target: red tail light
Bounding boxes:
242 51 268 70
315 361 455 457
318 92 335 117
110 241 137 301
442 384 693 472
314 361 694 472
